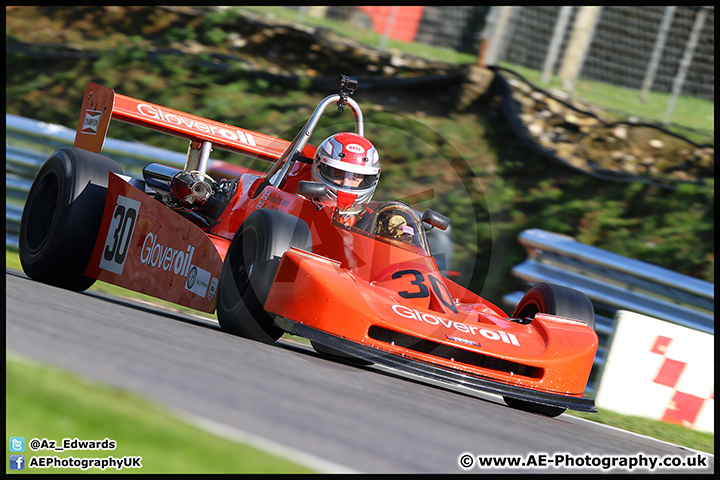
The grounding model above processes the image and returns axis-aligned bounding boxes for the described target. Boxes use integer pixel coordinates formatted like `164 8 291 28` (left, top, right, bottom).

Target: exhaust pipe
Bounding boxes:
142 163 213 205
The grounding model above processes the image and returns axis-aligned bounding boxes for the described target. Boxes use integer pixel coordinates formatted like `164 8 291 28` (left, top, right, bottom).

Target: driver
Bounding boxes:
311 132 380 225
376 210 415 244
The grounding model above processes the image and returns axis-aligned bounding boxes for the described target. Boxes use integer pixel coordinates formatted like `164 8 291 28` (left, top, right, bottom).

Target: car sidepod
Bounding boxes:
84 172 226 313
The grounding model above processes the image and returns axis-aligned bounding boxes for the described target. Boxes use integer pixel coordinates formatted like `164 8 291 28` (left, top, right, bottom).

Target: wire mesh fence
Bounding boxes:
289 6 713 131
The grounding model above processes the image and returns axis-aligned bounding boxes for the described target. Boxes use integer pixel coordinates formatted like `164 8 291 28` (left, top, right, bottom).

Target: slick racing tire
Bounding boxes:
511 282 595 331
19 147 123 292
217 209 312 344
504 283 596 417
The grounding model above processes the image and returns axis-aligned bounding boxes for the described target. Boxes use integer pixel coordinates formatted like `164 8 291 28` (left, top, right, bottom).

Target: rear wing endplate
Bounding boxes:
73 82 311 162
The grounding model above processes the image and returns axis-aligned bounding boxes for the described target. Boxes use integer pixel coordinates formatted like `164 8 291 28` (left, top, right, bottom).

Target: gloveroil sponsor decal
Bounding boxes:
135 103 256 146
98 195 141 275
135 230 217 300
391 304 520 346
140 232 195 277
102 210 219 300
81 110 102 135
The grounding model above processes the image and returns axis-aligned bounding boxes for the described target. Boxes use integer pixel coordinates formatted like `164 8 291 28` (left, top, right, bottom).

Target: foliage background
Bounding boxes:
6 6 713 306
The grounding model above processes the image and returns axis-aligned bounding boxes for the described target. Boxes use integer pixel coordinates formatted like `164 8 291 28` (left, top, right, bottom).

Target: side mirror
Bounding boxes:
422 209 450 231
298 181 327 198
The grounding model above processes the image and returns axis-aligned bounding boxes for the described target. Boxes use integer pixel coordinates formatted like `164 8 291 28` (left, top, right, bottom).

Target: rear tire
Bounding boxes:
19 147 122 291
217 209 312 344
504 283 596 417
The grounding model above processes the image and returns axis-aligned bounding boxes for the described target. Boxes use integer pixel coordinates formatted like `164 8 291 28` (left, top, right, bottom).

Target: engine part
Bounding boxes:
143 163 213 205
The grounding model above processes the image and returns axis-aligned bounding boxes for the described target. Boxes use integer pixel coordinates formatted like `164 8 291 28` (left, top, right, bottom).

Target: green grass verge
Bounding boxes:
499 62 714 142
236 6 477 65
5 355 316 473
7 249 713 454
570 409 713 455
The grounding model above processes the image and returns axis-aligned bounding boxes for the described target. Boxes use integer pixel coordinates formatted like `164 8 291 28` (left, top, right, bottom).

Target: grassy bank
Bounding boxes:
6 7 713 301
6 355 316 473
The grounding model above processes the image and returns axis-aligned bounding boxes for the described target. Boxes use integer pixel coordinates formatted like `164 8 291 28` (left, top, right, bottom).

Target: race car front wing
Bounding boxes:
277 318 597 413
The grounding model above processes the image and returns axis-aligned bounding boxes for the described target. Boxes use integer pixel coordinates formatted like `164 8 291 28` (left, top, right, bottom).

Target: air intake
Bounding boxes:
368 326 541 379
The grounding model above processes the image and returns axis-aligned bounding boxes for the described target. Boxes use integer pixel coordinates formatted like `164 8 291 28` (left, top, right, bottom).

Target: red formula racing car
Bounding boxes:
19 77 598 417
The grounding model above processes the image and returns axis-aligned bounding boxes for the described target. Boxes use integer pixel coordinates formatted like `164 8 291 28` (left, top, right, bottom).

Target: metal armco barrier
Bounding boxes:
503 228 714 390
507 229 713 333
6 113 190 248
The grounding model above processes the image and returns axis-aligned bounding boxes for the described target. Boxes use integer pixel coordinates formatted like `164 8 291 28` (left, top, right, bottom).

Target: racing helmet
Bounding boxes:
311 132 380 215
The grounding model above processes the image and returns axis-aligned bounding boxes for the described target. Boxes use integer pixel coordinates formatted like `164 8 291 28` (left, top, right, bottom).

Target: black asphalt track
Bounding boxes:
6 268 713 473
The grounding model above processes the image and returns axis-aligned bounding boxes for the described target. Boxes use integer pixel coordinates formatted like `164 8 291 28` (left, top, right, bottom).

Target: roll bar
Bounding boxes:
265 76 365 189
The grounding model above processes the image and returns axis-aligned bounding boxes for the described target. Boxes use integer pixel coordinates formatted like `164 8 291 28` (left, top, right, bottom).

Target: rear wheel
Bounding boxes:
503 283 596 417
19 147 122 291
217 209 312 344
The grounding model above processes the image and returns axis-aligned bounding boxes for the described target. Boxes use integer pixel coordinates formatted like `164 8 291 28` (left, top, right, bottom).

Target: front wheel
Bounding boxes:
217 209 312 344
19 147 122 291
511 282 595 331
504 283 596 417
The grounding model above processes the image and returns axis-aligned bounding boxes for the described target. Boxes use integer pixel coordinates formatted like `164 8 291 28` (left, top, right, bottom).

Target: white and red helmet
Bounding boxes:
311 132 380 215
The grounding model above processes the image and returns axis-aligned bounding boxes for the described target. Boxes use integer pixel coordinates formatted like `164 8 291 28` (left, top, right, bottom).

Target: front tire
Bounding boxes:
511 282 595 331
217 209 312 344
503 283 596 417
19 147 122 291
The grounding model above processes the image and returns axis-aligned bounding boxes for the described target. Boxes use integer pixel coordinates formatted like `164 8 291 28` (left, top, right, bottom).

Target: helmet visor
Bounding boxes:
319 163 378 190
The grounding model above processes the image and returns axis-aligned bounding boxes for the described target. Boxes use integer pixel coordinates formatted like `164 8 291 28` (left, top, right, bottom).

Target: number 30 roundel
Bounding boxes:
392 269 458 314
98 195 141 275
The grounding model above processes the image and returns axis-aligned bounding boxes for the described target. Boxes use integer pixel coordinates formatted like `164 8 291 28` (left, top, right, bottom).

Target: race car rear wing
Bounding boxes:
72 82 312 168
